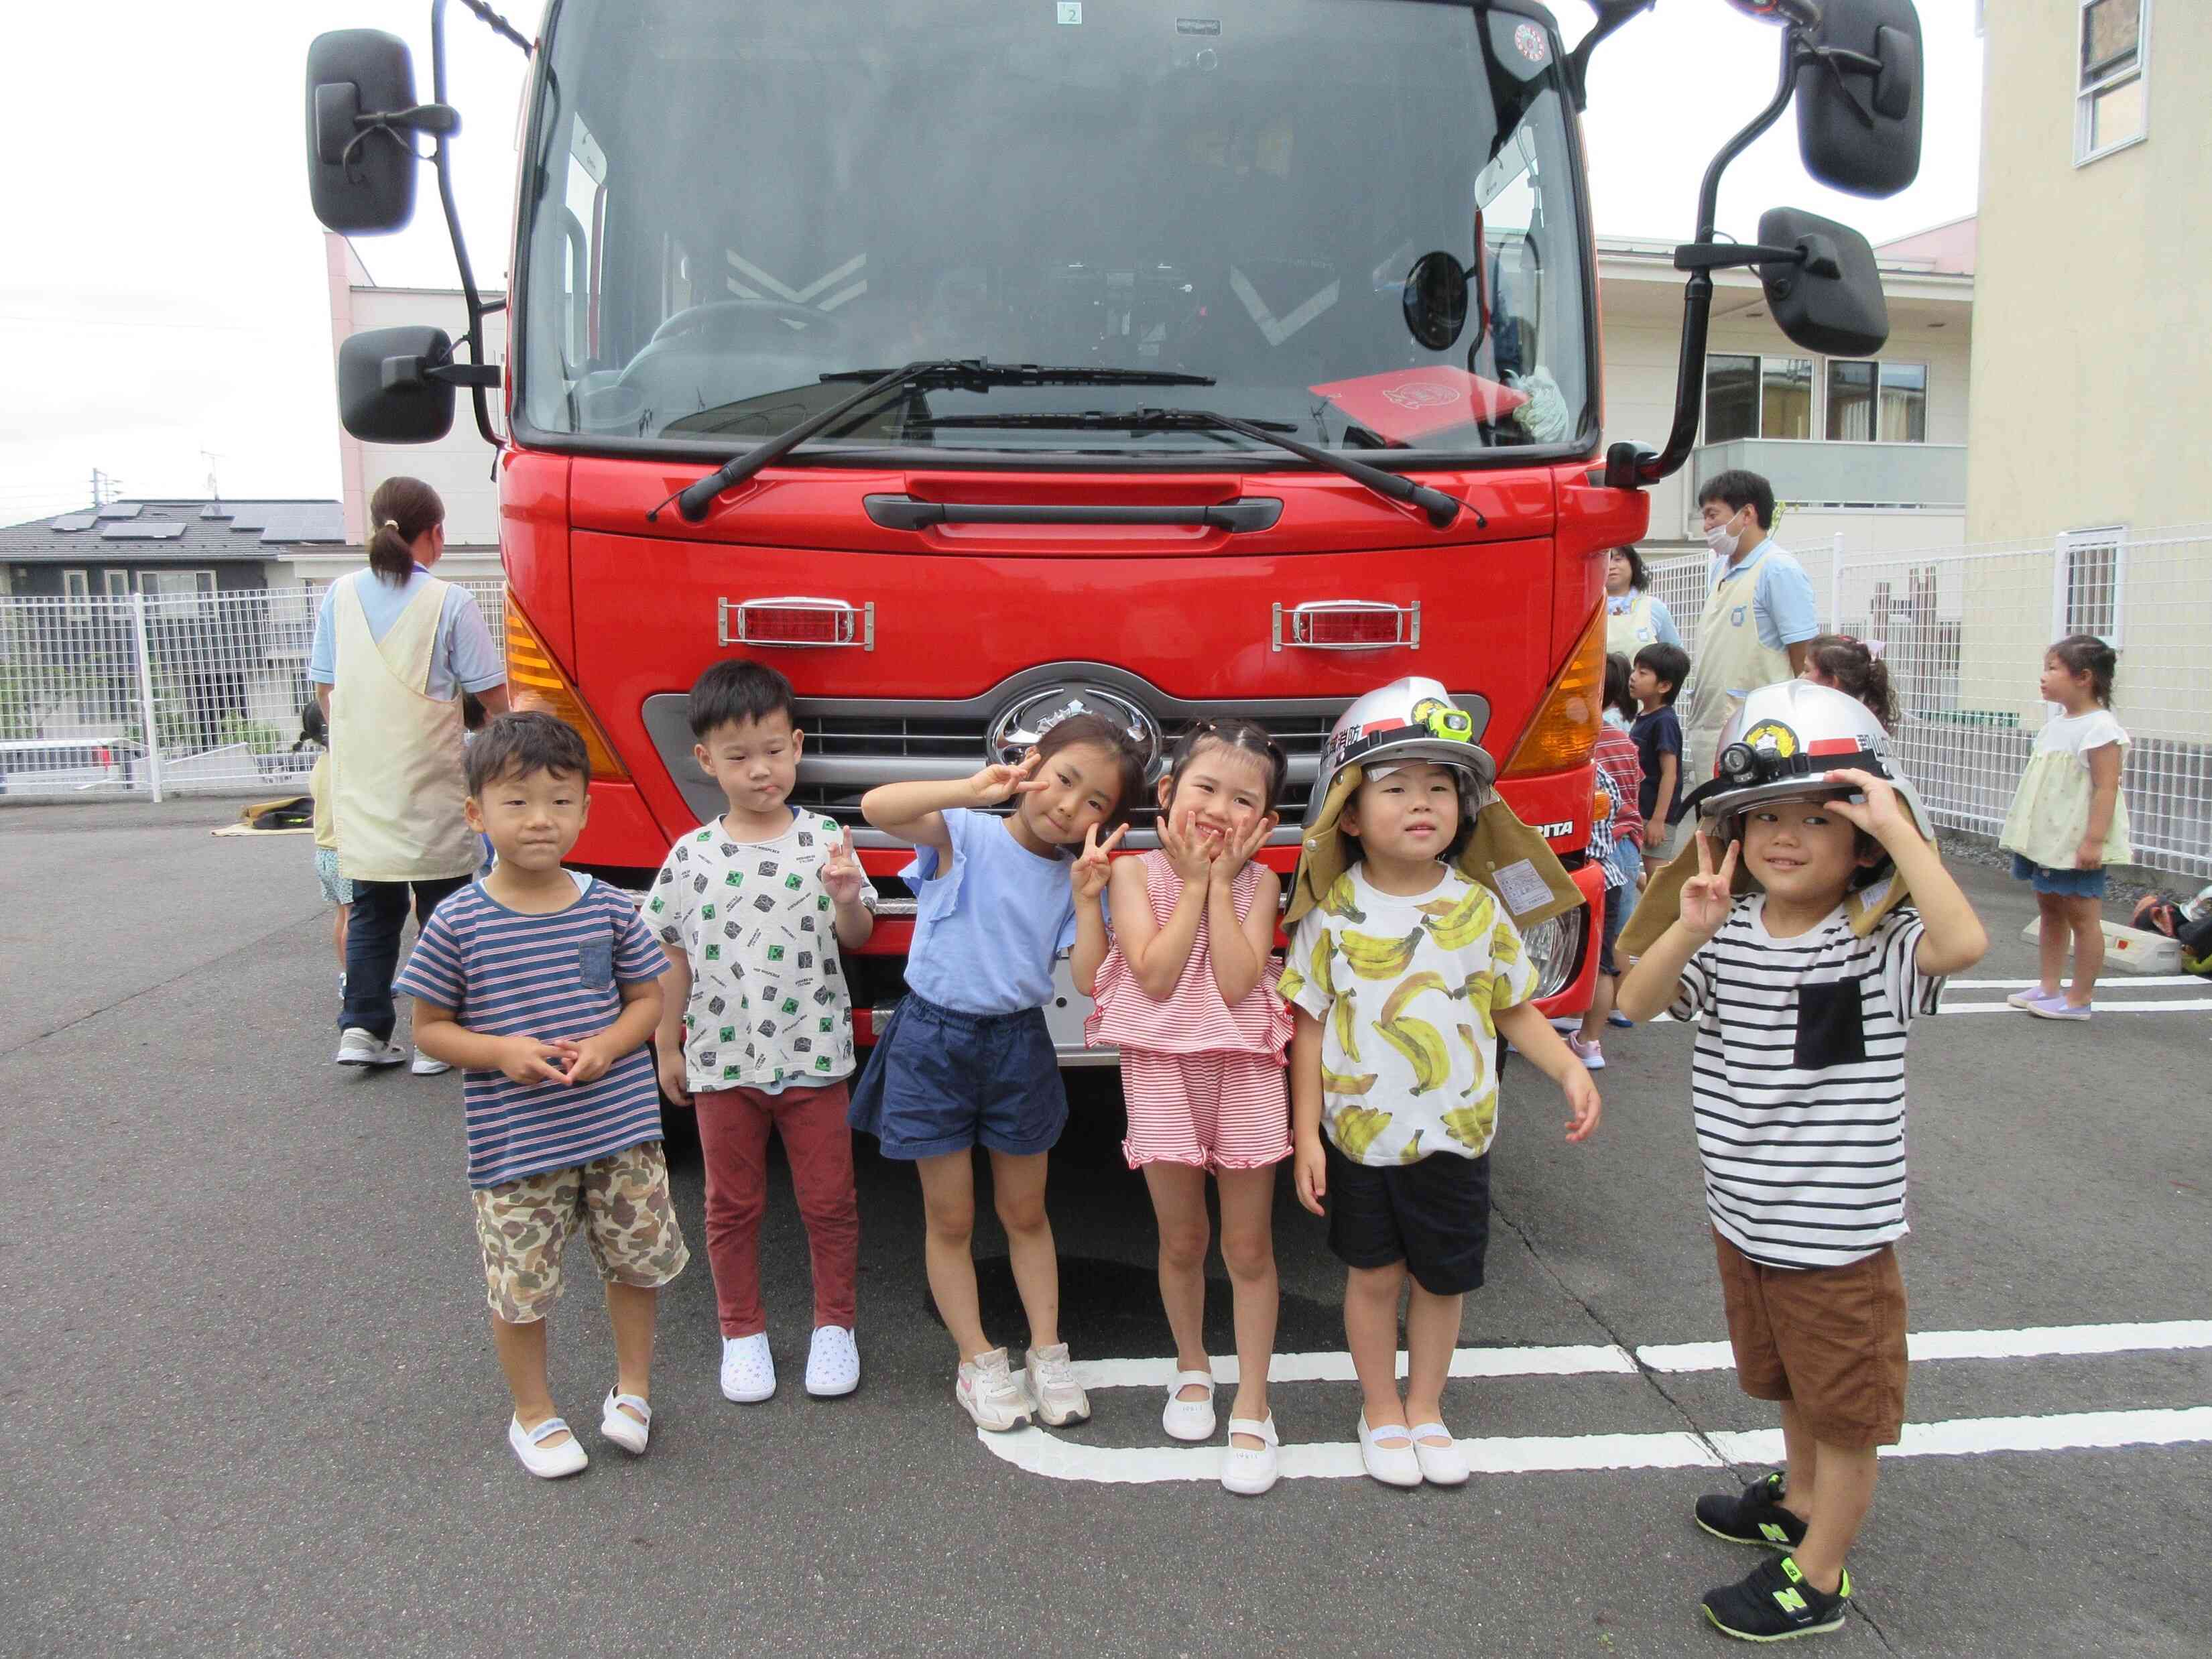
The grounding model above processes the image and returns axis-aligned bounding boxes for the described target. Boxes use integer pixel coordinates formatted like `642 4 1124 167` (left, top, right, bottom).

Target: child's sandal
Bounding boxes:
600 1390 652 1455
1162 1370 1217 1442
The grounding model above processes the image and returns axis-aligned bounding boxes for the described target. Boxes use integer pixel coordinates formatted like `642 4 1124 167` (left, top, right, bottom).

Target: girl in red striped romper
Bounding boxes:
1072 720 1294 1495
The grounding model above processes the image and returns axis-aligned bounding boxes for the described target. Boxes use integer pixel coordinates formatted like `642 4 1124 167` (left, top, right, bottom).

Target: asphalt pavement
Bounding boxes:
2 799 2206 1658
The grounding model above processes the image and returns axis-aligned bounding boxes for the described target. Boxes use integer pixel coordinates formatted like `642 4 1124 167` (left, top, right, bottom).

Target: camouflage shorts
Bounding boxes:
471 1141 690 1324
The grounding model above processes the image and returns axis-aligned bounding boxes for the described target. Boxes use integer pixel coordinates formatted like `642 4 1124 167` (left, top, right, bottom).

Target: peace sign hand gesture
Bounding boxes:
1071 823 1126 902
1680 834 1741 940
821 829 866 906
967 750 1050 807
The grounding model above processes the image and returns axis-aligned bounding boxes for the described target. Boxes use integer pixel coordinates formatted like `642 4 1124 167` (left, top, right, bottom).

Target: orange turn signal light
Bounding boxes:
1501 605 1606 779
503 603 629 782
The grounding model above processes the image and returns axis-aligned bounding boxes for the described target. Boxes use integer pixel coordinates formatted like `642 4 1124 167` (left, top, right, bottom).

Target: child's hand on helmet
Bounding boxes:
967 750 1050 806
1160 810 1217 885
1822 767 1915 847
1070 823 1125 901
1210 813 1279 887
1680 835 1740 939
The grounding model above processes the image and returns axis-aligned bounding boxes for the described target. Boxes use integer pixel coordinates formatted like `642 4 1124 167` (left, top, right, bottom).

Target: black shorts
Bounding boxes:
1325 1140 1491 1296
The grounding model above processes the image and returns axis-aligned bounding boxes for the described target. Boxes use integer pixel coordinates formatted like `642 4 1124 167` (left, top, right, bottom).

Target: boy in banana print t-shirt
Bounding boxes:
1282 756 1601 1487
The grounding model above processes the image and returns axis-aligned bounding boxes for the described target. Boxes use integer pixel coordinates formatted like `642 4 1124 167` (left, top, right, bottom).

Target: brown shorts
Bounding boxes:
1713 1231 1908 1450
471 1142 689 1325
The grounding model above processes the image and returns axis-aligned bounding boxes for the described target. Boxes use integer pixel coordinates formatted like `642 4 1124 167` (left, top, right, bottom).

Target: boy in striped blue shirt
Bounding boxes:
398 713 688 1480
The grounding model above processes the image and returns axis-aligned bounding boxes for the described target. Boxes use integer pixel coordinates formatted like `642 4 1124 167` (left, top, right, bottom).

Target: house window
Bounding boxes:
2076 0 2148 164
141 569 217 598
1704 353 1815 443
103 570 132 599
2058 527 2125 646
62 568 92 615
1825 361 1927 442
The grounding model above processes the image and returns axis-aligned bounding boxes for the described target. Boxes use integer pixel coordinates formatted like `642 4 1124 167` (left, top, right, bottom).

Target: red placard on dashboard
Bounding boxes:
1308 367 1528 445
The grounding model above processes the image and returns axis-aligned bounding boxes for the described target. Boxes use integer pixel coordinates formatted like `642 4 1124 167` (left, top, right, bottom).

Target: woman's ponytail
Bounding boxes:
365 476 445 587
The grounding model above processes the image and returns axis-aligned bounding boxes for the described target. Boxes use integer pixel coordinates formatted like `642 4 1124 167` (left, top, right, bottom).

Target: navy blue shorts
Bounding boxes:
2011 852 2108 899
1325 1140 1491 1296
846 992 1068 1161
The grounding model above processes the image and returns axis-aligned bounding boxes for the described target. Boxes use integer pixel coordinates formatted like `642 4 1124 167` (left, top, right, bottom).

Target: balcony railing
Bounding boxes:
1691 439 1967 511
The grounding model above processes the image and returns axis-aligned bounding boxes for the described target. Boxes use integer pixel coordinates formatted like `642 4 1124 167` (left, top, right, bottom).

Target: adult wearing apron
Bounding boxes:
310 478 509 1070
1676 470 1819 819
1603 545 1682 659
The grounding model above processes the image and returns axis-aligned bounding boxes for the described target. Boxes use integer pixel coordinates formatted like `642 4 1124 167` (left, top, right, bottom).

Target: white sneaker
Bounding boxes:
508 1414 587 1479
1162 1370 1217 1442
1221 1414 1281 1497
804 1325 861 1398
957 1347 1033 1432
1566 1034 1606 1070
410 1050 453 1075
599 1390 651 1455
1023 1342 1091 1427
335 1028 406 1067
720 1332 776 1402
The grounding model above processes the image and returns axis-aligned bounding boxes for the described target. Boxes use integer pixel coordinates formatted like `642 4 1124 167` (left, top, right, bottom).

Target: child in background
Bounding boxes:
397 713 686 1479
1569 655 1645 1066
1999 635 2130 1021
852 712 1146 1432
1280 680 1600 1489
1799 635 1898 732
1617 680 1986 1642
303 699 351 990
650 662 877 1404
1630 642 1688 853
1073 719 1293 1495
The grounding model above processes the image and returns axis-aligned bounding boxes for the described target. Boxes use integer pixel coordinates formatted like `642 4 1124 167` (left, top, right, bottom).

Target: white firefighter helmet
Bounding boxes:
1691 679 1934 841
1302 677 1493 835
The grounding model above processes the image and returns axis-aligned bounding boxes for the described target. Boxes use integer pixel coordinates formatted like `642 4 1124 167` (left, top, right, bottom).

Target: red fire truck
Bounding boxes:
305 0 1921 1048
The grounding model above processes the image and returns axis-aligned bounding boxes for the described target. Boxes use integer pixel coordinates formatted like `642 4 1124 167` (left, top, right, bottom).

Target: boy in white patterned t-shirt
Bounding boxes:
1619 681 1985 1644
650 662 877 1406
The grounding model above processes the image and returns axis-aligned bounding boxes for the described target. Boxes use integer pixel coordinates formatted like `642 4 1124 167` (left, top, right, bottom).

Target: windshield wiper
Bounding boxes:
909 410 1301 436
1064 409 1470 529
656 360 1214 524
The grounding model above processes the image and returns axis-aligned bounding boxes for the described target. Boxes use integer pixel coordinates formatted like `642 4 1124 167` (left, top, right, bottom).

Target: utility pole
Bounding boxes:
88 468 119 507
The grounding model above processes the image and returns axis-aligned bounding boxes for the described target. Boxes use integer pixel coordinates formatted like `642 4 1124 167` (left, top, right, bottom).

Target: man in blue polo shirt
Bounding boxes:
1677 469 1821 803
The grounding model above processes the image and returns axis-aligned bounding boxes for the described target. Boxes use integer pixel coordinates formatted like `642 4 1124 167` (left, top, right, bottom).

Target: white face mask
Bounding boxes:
1703 515 1741 560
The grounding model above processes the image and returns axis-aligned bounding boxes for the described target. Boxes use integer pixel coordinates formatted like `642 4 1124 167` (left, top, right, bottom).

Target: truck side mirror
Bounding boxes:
1795 0 1923 198
306 29 422 233
337 326 458 443
1757 208 1888 359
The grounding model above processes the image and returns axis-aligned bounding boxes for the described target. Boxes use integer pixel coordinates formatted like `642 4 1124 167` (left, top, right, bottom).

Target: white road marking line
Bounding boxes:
1941 998 2212 1013
1638 1318 2212 1374
1949 976 2205 989
979 1407 2212 1483
1073 1344 1635 1391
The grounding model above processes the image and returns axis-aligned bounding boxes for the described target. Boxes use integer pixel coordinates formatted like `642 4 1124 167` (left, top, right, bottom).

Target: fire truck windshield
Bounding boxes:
515 0 1596 463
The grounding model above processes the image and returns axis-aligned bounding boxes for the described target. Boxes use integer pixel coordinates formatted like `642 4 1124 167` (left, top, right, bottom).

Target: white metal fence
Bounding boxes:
5 542 2206 880
0 580 505 801
1646 525 2210 881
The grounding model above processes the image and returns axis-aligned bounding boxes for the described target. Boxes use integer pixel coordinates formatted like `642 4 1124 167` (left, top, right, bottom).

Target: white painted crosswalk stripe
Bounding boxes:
992 1321 2212 1483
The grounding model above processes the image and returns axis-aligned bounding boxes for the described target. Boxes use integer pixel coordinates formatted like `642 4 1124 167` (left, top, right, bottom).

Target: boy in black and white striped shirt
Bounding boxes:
1621 760 1985 1643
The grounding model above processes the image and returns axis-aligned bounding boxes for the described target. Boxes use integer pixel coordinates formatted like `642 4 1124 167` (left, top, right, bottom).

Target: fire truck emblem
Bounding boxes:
1380 381 1463 412
988 684 1161 778
1514 23 1548 64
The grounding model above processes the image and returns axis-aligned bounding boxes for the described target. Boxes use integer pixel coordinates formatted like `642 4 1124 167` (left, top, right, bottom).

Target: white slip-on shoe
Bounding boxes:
720 1332 776 1403
957 1347 1032 1432
1358 1414 1422 1488
1162 1369 1217 1442
409 1050 453 1075
1023 1342 1091 1427
600 1390 651 1455
1409 1421 1469 1486
804 1325 861 1398
335 1028 406 1067
508 1414 588 1479
1221 1415 1280 1497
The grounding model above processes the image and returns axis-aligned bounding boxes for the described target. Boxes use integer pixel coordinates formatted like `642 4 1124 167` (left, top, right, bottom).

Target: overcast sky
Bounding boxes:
0 0 1983 525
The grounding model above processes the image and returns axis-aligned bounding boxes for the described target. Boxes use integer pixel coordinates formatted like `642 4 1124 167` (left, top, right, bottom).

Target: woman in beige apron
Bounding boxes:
312 479 508 1068
1603 546 1681 659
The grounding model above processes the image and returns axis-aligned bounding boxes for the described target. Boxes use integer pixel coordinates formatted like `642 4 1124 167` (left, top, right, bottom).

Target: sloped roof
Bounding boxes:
0 499 347 564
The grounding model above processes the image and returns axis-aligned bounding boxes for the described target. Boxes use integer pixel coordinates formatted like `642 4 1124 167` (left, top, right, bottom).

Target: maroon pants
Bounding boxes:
694 1081 859 1338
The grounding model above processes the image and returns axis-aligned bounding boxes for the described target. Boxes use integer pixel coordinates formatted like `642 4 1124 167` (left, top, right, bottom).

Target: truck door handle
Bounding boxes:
863 495 1282 532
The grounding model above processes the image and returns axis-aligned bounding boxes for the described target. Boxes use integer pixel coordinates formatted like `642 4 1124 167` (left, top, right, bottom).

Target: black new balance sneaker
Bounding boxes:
1696 1471 1810 1550
1701 1555 1851 1642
